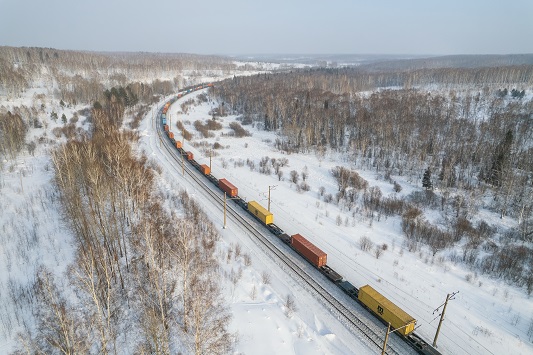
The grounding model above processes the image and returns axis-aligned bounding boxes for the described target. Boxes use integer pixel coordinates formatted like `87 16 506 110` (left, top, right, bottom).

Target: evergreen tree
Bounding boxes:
422 168 433 190
488 130 513 187
61 113 67 124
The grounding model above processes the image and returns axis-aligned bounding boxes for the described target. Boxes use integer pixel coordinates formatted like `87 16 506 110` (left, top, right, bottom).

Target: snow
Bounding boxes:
1 74 532 355
145 89 533 355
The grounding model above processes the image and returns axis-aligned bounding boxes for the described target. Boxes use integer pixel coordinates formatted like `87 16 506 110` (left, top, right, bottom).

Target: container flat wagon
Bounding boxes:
291 233 327 268
247 200 274 225
200 164 210 175
358 285 416 336
219 178 238 197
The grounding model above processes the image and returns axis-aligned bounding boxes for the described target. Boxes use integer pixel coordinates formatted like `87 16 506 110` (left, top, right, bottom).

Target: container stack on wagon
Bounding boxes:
200 164 210 175
247 201 273 225
358 285 416 336
219 178 238 197
291 233 327 268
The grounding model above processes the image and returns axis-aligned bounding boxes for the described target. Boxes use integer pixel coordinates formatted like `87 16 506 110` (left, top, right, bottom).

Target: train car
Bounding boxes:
218 178 238 197
168 132 174 139
186 151 194 160
175 141 182 149
162 118 167 125
200 164 210 175
358 285 416 336
291 234 327 268
279 233 291 244
321 265 343 283
164 124 169 132
247 201 273 225
338 281 358 298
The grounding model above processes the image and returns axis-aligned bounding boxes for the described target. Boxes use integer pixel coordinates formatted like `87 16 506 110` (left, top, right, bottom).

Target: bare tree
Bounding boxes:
186 277 234 355
284 294 297 318
290 170 299 184
17 267 89 355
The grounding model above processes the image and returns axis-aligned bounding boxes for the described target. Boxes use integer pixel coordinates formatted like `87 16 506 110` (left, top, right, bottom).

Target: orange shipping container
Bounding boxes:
201 164 210 175
218 178 238 197
175 141 182 148
168 132 174 139
186 151 194 160
291 234 327 267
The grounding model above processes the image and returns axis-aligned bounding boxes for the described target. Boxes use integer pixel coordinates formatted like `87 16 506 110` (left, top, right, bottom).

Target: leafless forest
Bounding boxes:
0 47 240 354
213 66 533 291
0 46 242 103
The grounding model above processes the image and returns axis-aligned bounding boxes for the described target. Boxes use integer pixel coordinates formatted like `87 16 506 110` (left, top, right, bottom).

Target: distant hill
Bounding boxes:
355 54 533 71
232 53 533 71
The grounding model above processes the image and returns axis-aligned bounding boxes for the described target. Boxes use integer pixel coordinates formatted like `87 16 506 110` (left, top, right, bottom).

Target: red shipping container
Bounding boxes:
291 234 327 268
219 178 238 197
168 132 174 139
186 151 194 160
201 164 211 175
175 141 182 148
164 124 169 131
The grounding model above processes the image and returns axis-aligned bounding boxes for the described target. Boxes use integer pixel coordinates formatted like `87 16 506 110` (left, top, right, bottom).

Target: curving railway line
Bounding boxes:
150 88 421 354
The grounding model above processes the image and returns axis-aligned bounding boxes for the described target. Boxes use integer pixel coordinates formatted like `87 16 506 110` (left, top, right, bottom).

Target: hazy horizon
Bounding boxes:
2 0 532 55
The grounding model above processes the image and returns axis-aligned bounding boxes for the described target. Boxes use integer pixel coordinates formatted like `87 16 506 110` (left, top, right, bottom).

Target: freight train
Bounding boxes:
157 85 441 355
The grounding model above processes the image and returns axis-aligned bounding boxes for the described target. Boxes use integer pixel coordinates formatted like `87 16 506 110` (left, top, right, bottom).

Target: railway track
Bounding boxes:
151 98 416 355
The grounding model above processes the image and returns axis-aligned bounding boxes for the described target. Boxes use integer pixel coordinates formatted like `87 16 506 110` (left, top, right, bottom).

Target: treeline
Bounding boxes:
0 46 236 102
214 71 532 222
16 100 234 354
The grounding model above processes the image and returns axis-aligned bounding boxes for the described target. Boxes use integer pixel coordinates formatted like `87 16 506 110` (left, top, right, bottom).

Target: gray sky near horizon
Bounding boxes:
1 0 532 55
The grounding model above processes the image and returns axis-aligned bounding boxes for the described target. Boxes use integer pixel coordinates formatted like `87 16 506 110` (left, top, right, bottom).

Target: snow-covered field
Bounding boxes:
1 81 532 354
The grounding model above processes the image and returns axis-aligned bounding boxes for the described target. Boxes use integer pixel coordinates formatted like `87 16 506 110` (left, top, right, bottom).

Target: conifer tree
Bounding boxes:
422 168 433 190
488 129 513 187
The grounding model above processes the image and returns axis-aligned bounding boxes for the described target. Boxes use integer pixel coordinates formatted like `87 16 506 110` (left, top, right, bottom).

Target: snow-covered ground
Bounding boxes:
147 89 533 355
1 81 532 354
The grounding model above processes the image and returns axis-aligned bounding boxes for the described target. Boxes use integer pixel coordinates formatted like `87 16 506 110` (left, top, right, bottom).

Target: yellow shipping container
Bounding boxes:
358 285 416 336
247 201 274 225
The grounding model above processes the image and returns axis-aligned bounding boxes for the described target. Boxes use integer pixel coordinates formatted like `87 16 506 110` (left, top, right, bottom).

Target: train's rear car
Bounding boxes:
358 285 416 336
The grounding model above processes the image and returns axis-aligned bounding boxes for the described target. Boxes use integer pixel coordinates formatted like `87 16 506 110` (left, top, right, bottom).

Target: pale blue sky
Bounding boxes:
1 0 532 55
